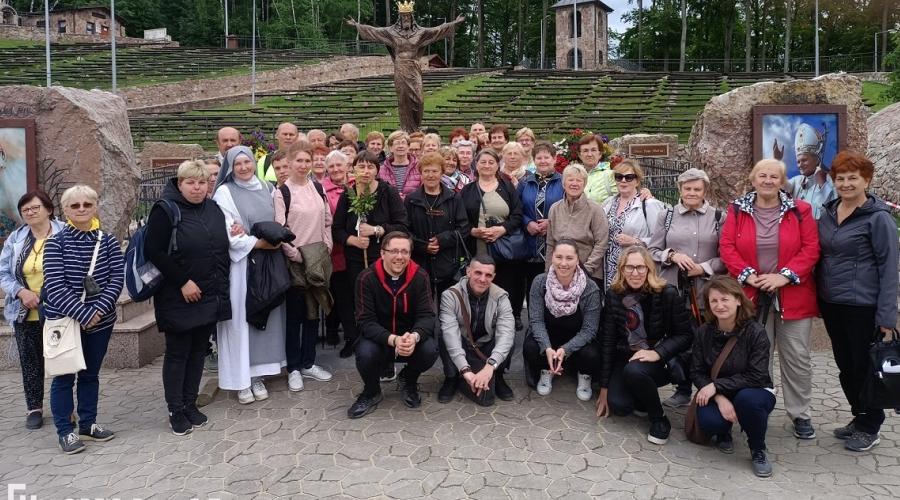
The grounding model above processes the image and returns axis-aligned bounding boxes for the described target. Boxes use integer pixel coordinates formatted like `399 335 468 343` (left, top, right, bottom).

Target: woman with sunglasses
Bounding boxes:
42 185 124 454
0 190 64 430
596 246 693 446
601 160 664 288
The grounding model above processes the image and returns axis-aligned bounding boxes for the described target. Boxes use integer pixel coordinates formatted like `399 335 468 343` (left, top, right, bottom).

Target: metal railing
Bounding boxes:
630 156 694 206
220 35 387 56
609 52 896 74
132 166 178 231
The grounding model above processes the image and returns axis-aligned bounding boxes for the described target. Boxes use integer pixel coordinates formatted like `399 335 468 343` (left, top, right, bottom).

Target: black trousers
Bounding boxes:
607 359 671 419
820 301 885 434
13 320 44 411
326 270 357 342
522 330 602 383
355 336 438 397
163 323 214 413
494 261 526 323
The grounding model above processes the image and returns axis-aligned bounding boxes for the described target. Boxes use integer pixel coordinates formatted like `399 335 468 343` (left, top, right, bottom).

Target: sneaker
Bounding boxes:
237 388 255 404
301 365 333 382
204 351 218 373
26 410 43 430
339 341 355 359
58 432 85 455
438 377 459 403
647 416 671 445
184 404 208 428
288 370 304 392
494 373 514 401
169 411 193 436
662 391 692 408
714 433 734 454
833 422 856 440
792 418 816 440
79 423 115 442
251 378 269 401
536 370 553 396
380 364 397 383
845 431 881 452
398 368 421 408
576 373 592 401
751 449 773 477
347 392 383 419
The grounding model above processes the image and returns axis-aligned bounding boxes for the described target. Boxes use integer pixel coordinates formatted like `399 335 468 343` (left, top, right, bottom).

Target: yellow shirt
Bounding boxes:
23 238 46 321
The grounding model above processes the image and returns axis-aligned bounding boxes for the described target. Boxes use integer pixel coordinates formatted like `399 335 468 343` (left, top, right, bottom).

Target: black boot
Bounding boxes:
494 372 514 401
438 377 459 403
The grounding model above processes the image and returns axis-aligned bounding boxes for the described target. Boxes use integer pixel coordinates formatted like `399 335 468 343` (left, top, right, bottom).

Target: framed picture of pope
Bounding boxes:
752 104 847 179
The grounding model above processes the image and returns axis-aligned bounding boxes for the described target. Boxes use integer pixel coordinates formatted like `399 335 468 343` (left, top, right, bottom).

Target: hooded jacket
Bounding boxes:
691 320 773 398
404 185 471 285
355 258 435 345
817 194 899 328
439 277 515 370
145 178 232 334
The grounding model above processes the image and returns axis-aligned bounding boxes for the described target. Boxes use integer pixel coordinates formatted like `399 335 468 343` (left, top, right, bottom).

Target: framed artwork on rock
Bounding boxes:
0 119 38 243
753 104 847 179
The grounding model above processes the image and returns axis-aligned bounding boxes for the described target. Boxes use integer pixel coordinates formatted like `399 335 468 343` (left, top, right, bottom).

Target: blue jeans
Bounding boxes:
697 387 776 451
50 324 113 437
285 288 319 372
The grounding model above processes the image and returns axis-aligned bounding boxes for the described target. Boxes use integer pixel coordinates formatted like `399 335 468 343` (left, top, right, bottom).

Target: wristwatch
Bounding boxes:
487 358 498 368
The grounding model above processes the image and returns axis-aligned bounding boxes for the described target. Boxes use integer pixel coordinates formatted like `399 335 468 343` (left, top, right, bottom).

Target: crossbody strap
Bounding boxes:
80 230 103 303
449 287 488 362
710 335 739 380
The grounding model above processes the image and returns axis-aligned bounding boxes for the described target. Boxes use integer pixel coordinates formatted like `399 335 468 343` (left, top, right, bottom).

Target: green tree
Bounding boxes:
885 31 900 99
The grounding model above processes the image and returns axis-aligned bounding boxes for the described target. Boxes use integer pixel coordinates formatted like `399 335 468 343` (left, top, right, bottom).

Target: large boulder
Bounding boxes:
867 102 900 205
0 85 138 240
688 73 869 205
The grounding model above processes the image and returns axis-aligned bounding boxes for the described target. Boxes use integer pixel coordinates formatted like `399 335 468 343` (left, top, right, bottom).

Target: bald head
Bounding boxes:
216 127 241 155
308 129 327 148
275 123 299 149
340 123 359 142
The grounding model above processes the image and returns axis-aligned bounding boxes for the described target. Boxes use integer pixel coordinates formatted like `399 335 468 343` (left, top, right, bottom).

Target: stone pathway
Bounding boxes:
0 347 897 499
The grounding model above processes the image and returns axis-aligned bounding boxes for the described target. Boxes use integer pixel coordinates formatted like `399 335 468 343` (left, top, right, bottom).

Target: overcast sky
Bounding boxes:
604 0 632 34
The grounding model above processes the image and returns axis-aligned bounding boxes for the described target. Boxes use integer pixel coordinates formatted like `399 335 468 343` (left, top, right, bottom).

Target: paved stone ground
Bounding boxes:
0 344 898 499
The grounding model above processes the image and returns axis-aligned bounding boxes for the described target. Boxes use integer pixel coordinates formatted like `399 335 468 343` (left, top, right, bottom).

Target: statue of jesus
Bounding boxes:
347 1 464 132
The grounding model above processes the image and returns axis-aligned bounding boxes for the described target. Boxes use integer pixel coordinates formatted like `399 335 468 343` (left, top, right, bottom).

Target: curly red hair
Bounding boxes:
829 150 874 181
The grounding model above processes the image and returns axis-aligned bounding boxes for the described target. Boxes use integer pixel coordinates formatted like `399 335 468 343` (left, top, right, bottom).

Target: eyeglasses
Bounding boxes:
624 265 649 275
20 205 44 214
69 202 94 210
614 173 638 182
382 249 410 256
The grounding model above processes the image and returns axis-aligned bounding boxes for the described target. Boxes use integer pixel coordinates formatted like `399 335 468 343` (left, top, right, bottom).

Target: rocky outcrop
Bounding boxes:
687 73 869 205
868 102 900 205
0 86 139 240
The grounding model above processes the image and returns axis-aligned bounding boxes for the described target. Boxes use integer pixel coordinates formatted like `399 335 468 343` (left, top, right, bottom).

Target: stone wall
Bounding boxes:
852 72 891 84
555 4 608 70
0 24 177 45
122 55 394 113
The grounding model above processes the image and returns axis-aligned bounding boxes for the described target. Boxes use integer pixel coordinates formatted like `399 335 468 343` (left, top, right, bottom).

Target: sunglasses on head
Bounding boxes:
614 173 638 182
69 202 94 210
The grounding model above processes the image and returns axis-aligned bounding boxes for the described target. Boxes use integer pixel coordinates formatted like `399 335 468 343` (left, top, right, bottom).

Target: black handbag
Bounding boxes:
488 229 530 262
862 328 900 409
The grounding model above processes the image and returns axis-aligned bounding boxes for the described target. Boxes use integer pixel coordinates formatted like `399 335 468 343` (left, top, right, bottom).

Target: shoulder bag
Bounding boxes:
684 334 739 445
862 328 900 409
43 231 104 376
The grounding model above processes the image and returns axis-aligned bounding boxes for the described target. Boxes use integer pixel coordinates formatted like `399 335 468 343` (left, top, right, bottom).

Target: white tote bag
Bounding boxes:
43 231 103 377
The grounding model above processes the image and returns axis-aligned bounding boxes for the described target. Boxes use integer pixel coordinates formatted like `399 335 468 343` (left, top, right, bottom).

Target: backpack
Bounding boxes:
279 181 327 221
125 199 181 302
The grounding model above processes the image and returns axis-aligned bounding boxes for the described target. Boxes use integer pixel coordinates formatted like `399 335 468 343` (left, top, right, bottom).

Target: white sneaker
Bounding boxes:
536 370 553 396
288 370 304 392
301 365 333 382
237 388 254 404
251 378 269 401
576 373 592 401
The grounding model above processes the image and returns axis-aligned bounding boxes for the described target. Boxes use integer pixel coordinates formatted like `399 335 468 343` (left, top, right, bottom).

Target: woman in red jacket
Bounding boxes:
719 159 820 441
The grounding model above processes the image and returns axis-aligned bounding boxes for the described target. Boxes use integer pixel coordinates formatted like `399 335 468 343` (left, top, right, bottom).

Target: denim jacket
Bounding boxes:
0 220 66 324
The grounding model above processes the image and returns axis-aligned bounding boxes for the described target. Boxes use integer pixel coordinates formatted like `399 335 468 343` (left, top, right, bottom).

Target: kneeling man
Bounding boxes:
348 232 438 419
439 254 515 406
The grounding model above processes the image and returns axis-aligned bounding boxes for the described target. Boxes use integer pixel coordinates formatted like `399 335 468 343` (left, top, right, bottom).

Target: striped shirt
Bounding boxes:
42 225 125 332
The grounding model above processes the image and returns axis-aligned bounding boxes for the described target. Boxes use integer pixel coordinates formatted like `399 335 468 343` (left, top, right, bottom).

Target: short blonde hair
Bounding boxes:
61 184 99 208
516 127 536 141
177 160 209 180
748 159 787 186
501 141 526 157
387 130 410 147
365 131 385 143
423 133 441 148
610 246 667 294
562 163 588 181
419 152 444 172
614 159 645 185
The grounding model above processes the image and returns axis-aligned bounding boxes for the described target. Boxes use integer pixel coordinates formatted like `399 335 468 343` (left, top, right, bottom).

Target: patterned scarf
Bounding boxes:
605 195 639 286
544 265 587 318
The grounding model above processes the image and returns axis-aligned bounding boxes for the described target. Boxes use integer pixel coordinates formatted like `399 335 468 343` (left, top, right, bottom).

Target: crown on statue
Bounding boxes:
396 0 415 14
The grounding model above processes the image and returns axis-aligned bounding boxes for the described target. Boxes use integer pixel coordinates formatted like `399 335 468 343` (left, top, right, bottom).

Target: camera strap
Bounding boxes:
81 230 103 303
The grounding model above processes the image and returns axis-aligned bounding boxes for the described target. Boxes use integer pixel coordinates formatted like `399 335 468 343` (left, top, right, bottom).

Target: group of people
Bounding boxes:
0 120 896 480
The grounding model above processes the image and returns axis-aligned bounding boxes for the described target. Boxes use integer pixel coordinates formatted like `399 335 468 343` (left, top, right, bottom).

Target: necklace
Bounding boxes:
30 227 51 273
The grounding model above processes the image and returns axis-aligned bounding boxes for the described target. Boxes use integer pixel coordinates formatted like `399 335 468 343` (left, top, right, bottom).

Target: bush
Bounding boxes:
885 32 900 101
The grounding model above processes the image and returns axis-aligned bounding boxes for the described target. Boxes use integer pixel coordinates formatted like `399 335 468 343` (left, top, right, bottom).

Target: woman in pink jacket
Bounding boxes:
719 159 820 442
378 130 421 200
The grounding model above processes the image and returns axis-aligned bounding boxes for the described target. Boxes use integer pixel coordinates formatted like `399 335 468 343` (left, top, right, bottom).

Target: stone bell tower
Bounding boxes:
552 0 612 70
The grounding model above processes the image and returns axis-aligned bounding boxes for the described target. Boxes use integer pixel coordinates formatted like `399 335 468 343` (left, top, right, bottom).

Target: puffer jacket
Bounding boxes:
379 155 421 199
691 320 773 398
145 178 232 334
817 194 899 328
599 284 694 387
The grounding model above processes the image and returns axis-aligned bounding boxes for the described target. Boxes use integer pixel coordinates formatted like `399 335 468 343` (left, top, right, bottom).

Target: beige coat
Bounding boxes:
546 194 610 280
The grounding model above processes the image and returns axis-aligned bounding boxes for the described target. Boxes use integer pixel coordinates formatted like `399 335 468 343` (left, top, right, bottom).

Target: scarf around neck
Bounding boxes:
544 265 587 318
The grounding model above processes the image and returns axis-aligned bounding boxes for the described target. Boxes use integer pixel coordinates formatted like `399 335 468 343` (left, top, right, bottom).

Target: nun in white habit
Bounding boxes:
213 145 287 403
